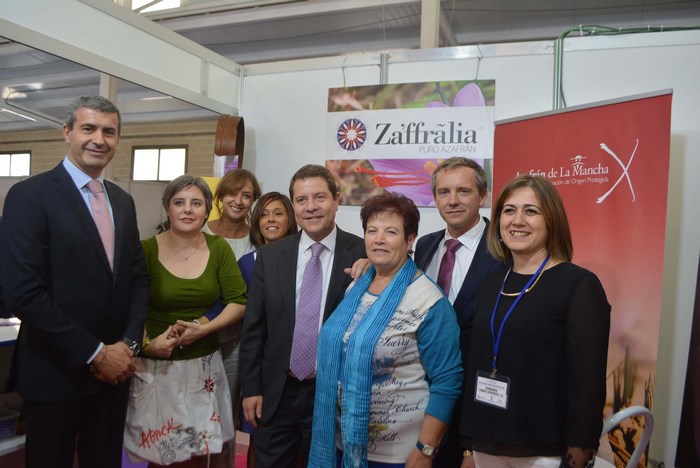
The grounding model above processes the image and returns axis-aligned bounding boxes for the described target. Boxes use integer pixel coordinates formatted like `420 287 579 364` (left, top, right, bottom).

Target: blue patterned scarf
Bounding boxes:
309 258 417 468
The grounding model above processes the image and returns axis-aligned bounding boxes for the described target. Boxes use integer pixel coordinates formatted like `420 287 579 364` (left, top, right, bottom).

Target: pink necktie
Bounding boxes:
87 179 114 270
437 239 462 296
290 243 324 380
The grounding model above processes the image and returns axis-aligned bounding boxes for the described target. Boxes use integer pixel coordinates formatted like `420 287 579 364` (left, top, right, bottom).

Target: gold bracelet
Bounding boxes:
142 335 151 355
463 450 473 458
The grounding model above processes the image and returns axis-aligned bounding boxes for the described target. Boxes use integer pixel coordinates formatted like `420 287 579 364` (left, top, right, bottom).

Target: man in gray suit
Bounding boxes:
240 164 365 468
0 96 150 468
414 157 504 467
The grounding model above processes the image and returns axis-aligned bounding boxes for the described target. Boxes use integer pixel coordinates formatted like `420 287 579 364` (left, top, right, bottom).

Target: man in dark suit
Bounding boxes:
240 164 365 468
0 96 150 468
414 157 504 467
0 239 8 318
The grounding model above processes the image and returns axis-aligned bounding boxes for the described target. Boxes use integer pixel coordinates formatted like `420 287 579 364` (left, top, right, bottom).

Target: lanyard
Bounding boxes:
489 255 550 376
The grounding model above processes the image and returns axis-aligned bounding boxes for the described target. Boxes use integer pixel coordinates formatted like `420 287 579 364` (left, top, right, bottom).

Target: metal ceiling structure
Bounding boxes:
2 0 700 132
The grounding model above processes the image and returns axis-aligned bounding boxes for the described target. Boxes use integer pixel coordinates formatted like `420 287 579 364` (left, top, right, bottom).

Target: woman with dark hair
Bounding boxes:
310 193 462 468
236 191 298 468
237 191 298 285
460 175 610 468
123 175 247 466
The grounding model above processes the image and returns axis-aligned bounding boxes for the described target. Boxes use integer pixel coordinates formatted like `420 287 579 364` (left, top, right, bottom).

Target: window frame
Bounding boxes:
131 145 188 182
0 150 32 177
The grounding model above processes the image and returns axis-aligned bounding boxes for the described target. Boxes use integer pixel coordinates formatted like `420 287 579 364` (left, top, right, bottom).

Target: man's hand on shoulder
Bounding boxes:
91 342 135 385
344 258 372 280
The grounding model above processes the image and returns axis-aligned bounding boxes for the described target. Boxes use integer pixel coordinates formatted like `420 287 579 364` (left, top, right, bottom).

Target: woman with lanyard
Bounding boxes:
460 175 610 468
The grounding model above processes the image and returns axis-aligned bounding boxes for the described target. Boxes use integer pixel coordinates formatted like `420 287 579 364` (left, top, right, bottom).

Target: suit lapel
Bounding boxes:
415 230 444 271
282 233 301 333
53 165 112 273
324 228 352 319
453 219 493 308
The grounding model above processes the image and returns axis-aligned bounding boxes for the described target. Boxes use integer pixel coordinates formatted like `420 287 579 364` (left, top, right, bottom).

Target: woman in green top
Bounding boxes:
124 175 247 467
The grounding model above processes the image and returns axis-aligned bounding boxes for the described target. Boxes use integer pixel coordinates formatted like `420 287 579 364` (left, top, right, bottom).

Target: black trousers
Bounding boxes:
254 376 316 468
23 382 129 468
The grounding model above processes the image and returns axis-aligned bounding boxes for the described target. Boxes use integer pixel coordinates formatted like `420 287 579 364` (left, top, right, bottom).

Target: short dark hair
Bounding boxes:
431 157 487 196
214 169 262 223
289 164 338 200
65 96 122 135
360 192 419 241
249 192 298 248
488 174 573 263
162 175 214 228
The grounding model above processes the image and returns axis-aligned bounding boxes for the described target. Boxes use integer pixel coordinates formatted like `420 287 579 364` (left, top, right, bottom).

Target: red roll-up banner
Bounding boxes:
494 91 672 467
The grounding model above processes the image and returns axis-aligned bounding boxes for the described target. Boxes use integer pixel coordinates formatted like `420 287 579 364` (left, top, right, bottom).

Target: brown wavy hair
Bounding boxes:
487 174 573 263
213 169 262 224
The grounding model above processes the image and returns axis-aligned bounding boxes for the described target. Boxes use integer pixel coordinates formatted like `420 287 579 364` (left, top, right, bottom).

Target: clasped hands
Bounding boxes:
144 318 210 358
90 341 137 385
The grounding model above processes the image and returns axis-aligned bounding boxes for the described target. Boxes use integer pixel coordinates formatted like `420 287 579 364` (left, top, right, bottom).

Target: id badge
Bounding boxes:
474 370 510 409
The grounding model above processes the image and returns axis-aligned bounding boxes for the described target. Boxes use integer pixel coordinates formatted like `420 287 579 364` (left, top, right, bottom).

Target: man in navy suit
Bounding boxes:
414 157 504 467
0 96 150 468
240 165 365 468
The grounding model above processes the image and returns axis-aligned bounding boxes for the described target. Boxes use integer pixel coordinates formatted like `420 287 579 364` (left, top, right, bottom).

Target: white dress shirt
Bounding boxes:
425 217 486 304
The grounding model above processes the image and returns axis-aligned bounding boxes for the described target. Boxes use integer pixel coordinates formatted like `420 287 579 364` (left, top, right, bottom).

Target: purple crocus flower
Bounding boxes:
355 159 438 207
426 82 486 108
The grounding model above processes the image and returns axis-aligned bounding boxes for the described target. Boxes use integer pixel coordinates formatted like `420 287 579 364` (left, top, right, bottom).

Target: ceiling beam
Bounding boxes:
0 0 243 115
144 0 295 20
159 0 420 31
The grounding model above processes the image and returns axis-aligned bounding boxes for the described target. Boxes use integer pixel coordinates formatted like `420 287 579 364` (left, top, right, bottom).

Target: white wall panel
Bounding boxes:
241 32 700 465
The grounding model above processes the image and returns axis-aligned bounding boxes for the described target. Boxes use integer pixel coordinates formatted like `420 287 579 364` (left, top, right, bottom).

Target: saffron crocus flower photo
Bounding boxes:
426 82 487 108
326 81 495 206
328 81 494 111
327 158 490 207
354 159 437 206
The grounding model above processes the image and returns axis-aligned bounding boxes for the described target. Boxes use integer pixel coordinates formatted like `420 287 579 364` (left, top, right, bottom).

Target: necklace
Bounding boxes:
500 256 552 297
178 250 196 261
166 234 200 261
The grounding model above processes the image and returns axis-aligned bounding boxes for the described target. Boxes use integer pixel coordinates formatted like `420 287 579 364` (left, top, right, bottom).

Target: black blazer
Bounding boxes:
0 163 150 401
414 218 504 367
240 228 365 424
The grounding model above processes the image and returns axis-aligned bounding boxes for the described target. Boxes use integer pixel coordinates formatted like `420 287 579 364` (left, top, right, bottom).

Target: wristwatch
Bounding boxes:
416 440 437 457
121 337 141 356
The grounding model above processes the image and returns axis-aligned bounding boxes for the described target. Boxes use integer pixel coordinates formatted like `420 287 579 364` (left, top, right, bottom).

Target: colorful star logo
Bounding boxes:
337 118 367 151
